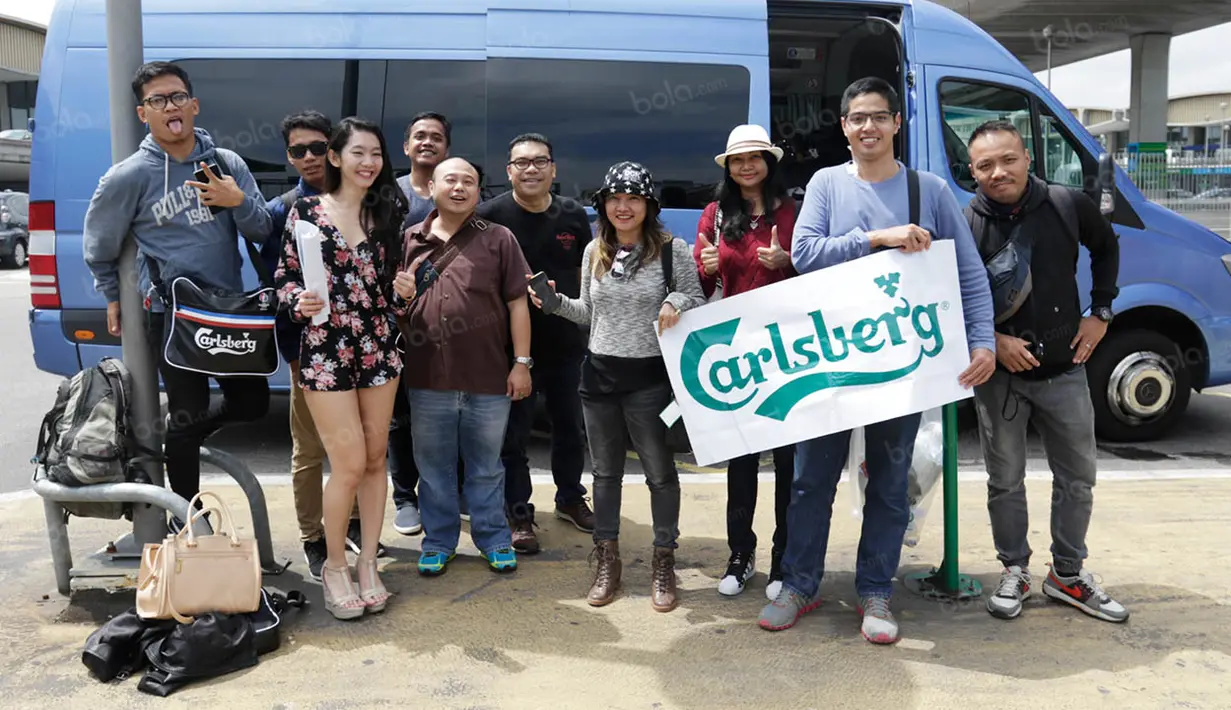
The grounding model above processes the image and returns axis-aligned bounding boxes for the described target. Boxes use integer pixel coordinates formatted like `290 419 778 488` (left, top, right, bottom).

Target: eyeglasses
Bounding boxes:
610 247 634 279
288 141 328 159
509 157 553 171
142 92 192 111
844 111 896 128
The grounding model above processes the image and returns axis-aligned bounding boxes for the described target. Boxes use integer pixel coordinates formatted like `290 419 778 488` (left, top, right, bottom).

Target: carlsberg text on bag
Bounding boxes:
657 240 972 467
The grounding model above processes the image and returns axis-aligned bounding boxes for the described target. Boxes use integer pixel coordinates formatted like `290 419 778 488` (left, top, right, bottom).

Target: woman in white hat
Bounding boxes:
530 161 706 613
693 124 798 601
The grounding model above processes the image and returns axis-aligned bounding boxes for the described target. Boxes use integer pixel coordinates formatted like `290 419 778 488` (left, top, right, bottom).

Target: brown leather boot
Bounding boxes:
651 546 679 612
587 539 621 607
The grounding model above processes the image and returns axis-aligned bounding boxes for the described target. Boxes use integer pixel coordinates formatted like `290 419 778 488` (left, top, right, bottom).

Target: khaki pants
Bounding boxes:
289 360 357 542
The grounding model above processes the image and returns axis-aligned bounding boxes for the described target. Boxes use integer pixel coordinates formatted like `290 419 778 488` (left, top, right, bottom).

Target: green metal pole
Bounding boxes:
939 401 960 592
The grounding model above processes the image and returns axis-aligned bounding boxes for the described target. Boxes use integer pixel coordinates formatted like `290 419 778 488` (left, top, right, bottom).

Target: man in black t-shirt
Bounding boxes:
476 132 595 553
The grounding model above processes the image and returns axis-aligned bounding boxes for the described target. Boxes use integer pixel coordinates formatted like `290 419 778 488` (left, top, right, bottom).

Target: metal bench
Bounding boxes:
32 445 290 597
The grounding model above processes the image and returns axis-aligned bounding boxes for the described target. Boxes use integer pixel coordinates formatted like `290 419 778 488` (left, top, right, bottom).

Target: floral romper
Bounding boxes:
274 195 406 392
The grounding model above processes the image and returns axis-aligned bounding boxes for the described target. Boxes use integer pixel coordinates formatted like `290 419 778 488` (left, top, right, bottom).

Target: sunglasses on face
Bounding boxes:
288 141 328 159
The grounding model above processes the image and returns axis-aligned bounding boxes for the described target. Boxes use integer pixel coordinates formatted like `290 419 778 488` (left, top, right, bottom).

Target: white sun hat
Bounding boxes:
714 124 784 167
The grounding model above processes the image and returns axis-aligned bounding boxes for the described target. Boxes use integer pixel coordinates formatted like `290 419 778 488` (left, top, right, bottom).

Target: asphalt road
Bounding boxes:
2 267 1229 496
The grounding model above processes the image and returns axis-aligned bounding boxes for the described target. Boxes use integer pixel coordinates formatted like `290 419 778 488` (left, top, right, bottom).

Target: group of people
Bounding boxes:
82 61 1128 641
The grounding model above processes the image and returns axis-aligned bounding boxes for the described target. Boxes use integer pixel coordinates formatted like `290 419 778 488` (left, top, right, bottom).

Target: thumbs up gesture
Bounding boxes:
698 232 720 276
757 225 790 270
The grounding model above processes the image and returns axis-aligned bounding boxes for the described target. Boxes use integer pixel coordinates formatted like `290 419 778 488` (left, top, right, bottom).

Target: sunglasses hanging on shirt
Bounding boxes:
611 246 635 279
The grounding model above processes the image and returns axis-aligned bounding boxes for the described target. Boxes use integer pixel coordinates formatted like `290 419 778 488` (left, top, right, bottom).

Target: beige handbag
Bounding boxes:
136 491 262 624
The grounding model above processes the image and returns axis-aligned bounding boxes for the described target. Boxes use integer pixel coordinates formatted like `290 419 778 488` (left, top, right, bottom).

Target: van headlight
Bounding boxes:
0 211 9 225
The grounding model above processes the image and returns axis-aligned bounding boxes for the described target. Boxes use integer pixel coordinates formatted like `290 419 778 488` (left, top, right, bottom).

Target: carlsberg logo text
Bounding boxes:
679 273 947 422
195 328 258 356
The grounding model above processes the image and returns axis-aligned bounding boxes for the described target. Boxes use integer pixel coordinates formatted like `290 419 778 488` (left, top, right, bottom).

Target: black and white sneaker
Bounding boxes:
986 565 1032 619
718 550 756 596
345 519 388 558
303 538 327 581
1043 566 1129 622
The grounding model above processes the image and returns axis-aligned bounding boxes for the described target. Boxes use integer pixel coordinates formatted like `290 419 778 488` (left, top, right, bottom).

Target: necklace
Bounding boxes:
749 214 763 230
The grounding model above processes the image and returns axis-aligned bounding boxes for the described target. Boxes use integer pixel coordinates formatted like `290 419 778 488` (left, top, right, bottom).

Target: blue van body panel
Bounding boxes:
27 0 1231 411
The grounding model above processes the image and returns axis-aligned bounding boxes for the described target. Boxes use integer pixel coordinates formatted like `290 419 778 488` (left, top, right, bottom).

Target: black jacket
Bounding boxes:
968 175 1119 379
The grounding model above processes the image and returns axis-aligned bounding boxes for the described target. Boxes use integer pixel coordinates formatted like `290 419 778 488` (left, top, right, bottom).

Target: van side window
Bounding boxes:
1039 110 1086 188
938 80 1032 193
380 60 487 185
485 58 751 208
939 79 1090 193
168 59 353 198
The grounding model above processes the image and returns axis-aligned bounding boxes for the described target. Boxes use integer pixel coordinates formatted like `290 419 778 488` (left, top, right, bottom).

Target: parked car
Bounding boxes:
26 0 1231 443
0 190 28 269
0 129 32 141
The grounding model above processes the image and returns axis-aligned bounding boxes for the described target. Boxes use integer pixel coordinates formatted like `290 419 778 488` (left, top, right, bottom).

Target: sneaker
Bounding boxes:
986 565 1032 619
858 595 900 644
511 518 540 554
418 550 455 576
393 504 422 536
302 538 327 581
555 499 596 533
765 548 784 601
482 547 518 573
1042 566 1129 622
758 587 821 631
345 519 388 558
718 550 756 596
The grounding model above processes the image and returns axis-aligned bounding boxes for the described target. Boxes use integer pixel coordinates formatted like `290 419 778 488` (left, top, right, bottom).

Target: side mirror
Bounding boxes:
1097 151 1117 216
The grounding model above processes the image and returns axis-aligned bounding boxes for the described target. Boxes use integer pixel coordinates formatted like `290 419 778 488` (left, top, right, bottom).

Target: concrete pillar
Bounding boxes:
1128 33 1170 145
0 86 10 131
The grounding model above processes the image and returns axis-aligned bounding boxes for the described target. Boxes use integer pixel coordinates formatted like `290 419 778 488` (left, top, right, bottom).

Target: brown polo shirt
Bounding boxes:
397 211 530 395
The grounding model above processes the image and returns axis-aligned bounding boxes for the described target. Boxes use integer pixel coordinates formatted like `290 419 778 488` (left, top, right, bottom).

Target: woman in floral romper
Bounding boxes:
275 117 413 621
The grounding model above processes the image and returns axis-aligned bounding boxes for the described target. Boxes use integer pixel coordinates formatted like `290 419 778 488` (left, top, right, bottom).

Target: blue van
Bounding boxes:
26 0 1231 443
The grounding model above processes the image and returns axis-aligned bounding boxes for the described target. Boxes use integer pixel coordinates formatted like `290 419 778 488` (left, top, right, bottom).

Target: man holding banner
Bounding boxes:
754 78 997 643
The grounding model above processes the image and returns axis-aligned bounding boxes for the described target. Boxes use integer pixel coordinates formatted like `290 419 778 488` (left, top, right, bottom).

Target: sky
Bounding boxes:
2 0 1228 110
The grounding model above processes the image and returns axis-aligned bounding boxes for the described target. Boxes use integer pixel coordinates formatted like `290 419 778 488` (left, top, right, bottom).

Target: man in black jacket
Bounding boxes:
964 120 1128 624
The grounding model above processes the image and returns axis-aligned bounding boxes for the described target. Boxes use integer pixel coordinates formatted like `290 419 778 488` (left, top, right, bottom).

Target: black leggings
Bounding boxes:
727 445 794 556
146 311 270 503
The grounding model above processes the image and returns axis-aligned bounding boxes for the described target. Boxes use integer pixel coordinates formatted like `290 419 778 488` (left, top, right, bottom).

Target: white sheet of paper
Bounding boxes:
293 220 330 326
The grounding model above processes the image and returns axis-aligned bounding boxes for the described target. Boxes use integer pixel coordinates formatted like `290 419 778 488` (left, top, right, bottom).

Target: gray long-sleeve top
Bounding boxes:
554 237 707 358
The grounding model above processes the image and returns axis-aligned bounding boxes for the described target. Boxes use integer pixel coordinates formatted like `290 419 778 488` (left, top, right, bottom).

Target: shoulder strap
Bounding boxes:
907 168 920 226
662 237 674 295
417 218 484 284
963 203 990 257
279 187 297 212
1047 184 1080 246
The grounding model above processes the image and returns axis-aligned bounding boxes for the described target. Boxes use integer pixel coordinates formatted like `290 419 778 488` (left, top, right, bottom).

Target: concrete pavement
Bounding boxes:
1 473 1229 709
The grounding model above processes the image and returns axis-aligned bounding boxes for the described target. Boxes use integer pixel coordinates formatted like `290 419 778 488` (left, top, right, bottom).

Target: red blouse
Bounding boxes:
692 197 798 299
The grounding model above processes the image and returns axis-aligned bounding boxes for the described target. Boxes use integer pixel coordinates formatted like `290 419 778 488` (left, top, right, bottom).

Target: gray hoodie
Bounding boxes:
82 127 273 311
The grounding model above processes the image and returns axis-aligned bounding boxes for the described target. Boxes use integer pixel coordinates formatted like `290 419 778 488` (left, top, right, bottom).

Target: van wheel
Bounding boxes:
3 239 25 268
1086 328 1191 443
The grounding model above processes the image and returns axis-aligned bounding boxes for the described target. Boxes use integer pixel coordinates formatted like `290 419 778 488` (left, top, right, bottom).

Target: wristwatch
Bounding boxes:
515 356 534 369
1092 306 1113 323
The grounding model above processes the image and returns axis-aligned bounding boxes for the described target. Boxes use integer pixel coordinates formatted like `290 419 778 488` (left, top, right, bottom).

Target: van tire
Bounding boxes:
1086 328 1191 443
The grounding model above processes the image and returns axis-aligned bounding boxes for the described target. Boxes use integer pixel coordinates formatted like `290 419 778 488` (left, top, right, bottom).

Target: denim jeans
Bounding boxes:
500 355 588 521
780 412 921 600
409 389 513 556
582 381 680 548
972 366 1097 575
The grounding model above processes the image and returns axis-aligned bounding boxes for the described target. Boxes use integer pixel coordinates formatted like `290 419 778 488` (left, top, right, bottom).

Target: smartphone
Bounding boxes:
415 258 440 292
193 161 225 214
529 271 560 313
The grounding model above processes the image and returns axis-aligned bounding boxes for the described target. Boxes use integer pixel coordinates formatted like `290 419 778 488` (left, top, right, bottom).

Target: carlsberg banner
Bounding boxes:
658 240 973 467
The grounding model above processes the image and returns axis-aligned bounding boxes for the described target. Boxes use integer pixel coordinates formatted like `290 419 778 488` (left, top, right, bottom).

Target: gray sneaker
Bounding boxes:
859 595 900 644
393 504 422 535
987 565 1032 619
758 587 821 631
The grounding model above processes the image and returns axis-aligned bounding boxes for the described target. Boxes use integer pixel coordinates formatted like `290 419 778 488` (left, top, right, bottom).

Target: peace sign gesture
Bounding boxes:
756 225 790 270
185 161 245 209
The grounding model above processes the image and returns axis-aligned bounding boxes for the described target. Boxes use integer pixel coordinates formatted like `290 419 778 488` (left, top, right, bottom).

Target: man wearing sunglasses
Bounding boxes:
259 109 385 579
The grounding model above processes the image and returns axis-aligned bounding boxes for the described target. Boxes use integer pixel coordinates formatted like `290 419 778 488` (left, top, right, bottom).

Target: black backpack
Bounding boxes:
33 357 149 519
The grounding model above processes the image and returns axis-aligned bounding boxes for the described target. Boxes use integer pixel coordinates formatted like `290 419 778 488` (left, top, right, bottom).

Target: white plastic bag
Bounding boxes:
848 407 944 547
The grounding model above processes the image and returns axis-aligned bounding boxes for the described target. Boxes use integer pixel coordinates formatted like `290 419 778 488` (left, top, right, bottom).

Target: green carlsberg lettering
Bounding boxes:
677 274 947 422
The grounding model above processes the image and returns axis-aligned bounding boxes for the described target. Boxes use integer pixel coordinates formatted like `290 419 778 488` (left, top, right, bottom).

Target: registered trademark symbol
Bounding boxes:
941 301 950 310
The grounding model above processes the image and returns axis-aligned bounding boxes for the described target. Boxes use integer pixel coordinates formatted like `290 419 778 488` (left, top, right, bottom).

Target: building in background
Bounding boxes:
0 13 43 191
1071 90 1231 156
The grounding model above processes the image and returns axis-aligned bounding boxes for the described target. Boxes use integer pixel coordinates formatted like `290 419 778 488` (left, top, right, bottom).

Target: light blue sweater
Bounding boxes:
791 160 996 353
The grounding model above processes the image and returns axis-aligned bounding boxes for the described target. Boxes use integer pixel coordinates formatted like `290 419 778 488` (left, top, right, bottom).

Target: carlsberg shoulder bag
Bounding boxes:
147 237 279 378
136 491 262 624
